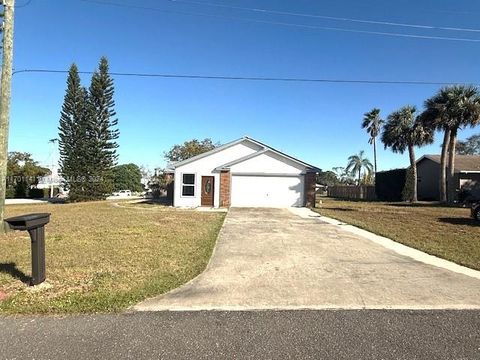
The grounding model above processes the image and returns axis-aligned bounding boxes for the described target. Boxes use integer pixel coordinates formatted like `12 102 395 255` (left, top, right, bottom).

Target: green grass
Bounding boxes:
0 201 225 314
314 198 480 270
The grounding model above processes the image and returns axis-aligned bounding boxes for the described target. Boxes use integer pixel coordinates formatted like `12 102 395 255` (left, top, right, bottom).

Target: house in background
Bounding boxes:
36 166 65 196
166 136 320 208
416 155 480 201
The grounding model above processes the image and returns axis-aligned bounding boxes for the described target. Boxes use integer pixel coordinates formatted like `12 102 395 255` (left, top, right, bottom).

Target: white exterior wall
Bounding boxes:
173 141 261 207
229 152 306 175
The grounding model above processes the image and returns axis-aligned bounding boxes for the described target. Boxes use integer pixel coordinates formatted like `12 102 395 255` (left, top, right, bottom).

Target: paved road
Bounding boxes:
136 208 480 311
1 310 479 359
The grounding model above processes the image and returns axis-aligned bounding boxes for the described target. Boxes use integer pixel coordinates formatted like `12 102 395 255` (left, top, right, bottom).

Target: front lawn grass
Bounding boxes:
315 198 480 270
0 201 225 314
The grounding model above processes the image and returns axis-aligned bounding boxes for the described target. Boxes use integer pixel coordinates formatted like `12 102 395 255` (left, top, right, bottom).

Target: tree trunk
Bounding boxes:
358 168 361 186
408 144 417 203
439 130 450 203
447 128 458 205
373 137 377 180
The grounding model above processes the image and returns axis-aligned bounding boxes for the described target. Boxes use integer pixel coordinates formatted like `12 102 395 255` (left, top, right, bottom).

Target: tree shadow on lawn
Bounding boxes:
438 217 479 227
324 198 447 208
383 202 449 208
136 198 173 206
0 262 31 285
318 207 357 212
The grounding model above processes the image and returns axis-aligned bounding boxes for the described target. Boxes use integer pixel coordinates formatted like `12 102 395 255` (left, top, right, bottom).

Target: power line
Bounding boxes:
15 0 32 8
77 0 480 43
12 68 479 86
169 0 480 34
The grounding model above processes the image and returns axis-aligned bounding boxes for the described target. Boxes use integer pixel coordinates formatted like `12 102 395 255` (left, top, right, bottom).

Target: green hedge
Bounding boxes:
28 188 45 199
6 187 15 199
5 186 60 199
375 168 413 202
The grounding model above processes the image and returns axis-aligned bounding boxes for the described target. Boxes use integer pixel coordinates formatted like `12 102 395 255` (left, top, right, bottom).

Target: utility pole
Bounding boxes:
0 0 15 232
48 138 58 198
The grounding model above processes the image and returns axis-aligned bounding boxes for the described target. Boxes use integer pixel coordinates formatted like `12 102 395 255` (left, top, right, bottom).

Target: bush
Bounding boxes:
458 180 480 204
375 169 410 202
28 188 45 199
14 182 27 198
5 186 15 199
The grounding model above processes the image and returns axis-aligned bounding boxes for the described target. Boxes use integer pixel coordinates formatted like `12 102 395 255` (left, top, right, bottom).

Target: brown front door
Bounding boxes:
201 176 214 207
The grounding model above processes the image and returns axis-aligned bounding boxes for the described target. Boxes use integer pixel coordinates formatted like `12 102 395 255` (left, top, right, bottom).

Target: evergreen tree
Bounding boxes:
58 58 120 202
58 64 89 200
88 57 119 197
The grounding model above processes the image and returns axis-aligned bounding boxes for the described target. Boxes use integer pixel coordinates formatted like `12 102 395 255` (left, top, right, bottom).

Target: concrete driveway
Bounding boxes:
135 208 480 311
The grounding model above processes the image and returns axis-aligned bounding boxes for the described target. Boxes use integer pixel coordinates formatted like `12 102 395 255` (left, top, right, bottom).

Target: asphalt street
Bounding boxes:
1 310 479 359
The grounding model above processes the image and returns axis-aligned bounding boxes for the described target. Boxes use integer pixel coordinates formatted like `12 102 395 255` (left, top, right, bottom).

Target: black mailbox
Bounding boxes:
4 213 50 286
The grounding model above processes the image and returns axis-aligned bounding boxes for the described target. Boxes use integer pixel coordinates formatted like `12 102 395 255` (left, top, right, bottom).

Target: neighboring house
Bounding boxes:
416 155 480 201
36 166 65 194
166 136 320 208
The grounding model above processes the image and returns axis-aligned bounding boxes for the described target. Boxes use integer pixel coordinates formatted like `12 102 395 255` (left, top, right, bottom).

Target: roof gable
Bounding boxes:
168 137 264 169
169 136 320 172
215 148 318 172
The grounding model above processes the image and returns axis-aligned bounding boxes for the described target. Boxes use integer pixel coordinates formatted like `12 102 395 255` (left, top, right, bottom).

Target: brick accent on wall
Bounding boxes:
304 172 316 208
219 170 231 207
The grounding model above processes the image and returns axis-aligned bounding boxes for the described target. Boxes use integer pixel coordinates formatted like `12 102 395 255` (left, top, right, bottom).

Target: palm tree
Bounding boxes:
332 166 355 185
346 151 373 186
361 108 384 176
382 106 434 202
421 85 480 203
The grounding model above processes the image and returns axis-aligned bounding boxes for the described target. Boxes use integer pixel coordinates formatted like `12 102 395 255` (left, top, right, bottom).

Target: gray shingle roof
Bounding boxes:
418 155 480 172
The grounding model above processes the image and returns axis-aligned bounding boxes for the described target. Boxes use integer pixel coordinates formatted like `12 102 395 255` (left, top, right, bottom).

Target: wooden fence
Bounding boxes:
327 185 376 201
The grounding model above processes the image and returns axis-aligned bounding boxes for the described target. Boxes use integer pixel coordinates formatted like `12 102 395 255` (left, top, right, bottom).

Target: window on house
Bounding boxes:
182 174 195 196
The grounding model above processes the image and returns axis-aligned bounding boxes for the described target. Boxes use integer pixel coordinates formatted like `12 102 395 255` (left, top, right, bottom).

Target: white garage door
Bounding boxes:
231 175 304 207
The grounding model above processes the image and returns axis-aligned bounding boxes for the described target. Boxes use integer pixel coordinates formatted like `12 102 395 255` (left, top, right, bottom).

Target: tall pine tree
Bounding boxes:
58 58 120 201
88 57 119 197
58 64 89 200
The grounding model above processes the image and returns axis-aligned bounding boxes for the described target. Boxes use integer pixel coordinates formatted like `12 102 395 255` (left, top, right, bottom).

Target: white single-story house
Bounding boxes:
166 136 320 208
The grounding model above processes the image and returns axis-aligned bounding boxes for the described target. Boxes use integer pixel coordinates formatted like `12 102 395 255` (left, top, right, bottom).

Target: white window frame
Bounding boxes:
181 173 196 197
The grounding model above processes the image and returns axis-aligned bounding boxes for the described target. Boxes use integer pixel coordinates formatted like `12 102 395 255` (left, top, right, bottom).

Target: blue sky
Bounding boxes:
9 0 480 172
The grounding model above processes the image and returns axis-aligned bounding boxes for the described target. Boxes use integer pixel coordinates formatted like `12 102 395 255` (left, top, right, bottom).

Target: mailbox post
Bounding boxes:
4 213 50 286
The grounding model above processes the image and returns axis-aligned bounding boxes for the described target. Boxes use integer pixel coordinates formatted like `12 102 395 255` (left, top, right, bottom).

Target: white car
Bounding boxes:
112 190 132 197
